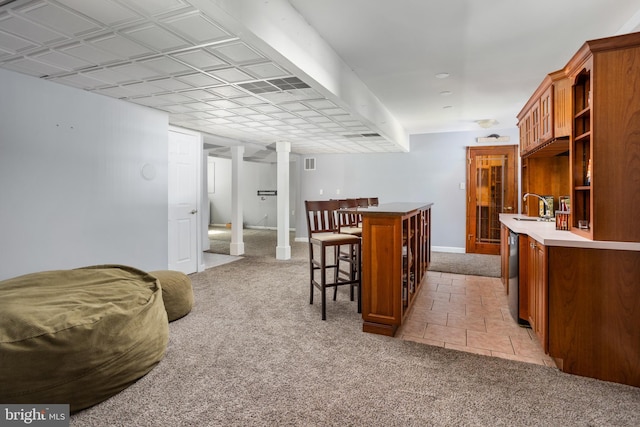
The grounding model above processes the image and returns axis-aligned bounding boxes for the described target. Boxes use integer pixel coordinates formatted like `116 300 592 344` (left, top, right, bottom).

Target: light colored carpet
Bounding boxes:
71 254 640 426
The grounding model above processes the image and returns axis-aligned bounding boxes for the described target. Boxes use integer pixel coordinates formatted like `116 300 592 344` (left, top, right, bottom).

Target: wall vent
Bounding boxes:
304 157 316 171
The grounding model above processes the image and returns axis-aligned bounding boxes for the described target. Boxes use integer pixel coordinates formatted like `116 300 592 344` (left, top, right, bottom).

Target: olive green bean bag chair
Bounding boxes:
149 270 193 321
0 265 169 413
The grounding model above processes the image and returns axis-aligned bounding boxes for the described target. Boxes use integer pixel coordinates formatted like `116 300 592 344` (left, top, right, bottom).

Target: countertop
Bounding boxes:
500 214 640 251
346 202 433 216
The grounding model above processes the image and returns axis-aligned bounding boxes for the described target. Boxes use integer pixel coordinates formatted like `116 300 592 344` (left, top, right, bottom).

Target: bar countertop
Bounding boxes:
346 202 433 216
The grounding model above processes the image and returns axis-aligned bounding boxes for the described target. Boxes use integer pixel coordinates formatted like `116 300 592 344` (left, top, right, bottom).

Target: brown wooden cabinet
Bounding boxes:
526 236 548 353
566 32 640 242
357 203 432 336
517 72 571 158
518 71 572 216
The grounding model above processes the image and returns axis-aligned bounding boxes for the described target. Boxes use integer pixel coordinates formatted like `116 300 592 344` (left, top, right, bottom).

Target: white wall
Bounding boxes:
0 69 169 281
296 129 520 251
207 156 298 229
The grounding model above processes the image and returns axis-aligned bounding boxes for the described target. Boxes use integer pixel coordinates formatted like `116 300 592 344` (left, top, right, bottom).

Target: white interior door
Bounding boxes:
168 128 200 274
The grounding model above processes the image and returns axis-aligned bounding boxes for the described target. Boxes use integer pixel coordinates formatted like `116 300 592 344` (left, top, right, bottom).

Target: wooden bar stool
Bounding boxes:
304 200 361 320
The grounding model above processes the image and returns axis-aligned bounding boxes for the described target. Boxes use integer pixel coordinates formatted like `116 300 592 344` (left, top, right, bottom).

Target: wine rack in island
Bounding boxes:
355 202 432 337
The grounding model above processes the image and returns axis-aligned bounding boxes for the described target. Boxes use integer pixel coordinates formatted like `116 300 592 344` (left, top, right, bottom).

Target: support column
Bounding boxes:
276 141 291 260
230 145 244 256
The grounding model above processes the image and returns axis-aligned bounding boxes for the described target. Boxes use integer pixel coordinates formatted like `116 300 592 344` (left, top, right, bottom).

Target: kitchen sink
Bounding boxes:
514 217 553 222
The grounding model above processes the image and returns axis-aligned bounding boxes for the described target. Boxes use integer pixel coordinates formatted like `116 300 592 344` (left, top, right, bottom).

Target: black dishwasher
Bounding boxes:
507 230 528 325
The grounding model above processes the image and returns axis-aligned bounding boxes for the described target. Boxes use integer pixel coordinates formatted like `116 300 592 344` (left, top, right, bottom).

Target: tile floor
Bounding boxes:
397 271 557 367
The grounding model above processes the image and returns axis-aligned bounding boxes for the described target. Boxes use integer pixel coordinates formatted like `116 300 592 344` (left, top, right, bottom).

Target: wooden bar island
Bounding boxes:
349 202 433 336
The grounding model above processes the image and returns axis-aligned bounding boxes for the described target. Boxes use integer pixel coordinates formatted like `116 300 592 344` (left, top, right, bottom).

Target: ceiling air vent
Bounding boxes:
304 157 316 171
345 132 381 138
267 77 310 91
238 77 310 94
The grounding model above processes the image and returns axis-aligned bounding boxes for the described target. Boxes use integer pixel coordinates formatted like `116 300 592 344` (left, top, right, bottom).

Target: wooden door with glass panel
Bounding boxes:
466 145 518 255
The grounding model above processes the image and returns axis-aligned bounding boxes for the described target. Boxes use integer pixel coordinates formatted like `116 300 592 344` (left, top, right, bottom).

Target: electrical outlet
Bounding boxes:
336 189 341 195
319 189 323 195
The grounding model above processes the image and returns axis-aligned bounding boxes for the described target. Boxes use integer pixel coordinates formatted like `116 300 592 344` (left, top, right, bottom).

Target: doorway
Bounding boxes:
466 145 518 255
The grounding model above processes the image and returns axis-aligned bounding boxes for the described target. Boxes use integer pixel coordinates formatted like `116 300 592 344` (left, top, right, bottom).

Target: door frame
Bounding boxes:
466 145 518 255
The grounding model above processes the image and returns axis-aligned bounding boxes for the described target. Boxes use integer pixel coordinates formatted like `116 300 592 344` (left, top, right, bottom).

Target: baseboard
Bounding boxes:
432 246 465 254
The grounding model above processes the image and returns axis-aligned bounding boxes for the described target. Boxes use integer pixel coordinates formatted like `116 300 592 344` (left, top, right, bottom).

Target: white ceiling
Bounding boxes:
1 0 640 160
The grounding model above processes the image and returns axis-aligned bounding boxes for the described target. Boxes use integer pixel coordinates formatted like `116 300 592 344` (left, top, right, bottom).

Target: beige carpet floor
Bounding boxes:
70 232 640 426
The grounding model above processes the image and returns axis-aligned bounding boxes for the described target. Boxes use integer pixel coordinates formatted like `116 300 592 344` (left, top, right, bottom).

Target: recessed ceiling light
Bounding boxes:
435 72 450 79
440 90 452 96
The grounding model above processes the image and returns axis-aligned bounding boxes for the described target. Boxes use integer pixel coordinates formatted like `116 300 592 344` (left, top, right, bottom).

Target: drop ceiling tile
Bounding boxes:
159 104 195 113
111 62 163 80
84 67 135 85
209 110 236 118
208 85 246 98
60 42 121 65
0 29 37 53
178 101 209 111
207 67 253 83
121 81 167 96
128 96 169 107
226 116 251 123
188 111 215 119
269 112 297 120
121 0 188 17
263 119 285 127
49 73 106 89
171 49 226 70
19 2 102 37
245 114 272 122
231 96 267 106
286 87 323 101
94 85 136 98
279 102 309 112
30 50 93 71
180 89 219 101
259 91 296 104
208 117 233 125
285 118 308 125
322 108 348 116
0 14 67 45
89 33 153 59
55 0 143 27
1 57 66 77
176 72 221 87
153 92 194 104
227 107 256 116
295 109 322 118
122 24 189 52
342 121 365 127
252 104 283 114
161 12 231 44
210 42 265 65
147 77 192 91
332 114 355 122
308 116 332 123
139 55 193 74
206 99 240 109
242 62 288 79
295 123 319 130
305 99 337 109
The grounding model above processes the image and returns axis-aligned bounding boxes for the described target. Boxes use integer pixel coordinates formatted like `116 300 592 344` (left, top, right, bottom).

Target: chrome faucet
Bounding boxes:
523 193 551 218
